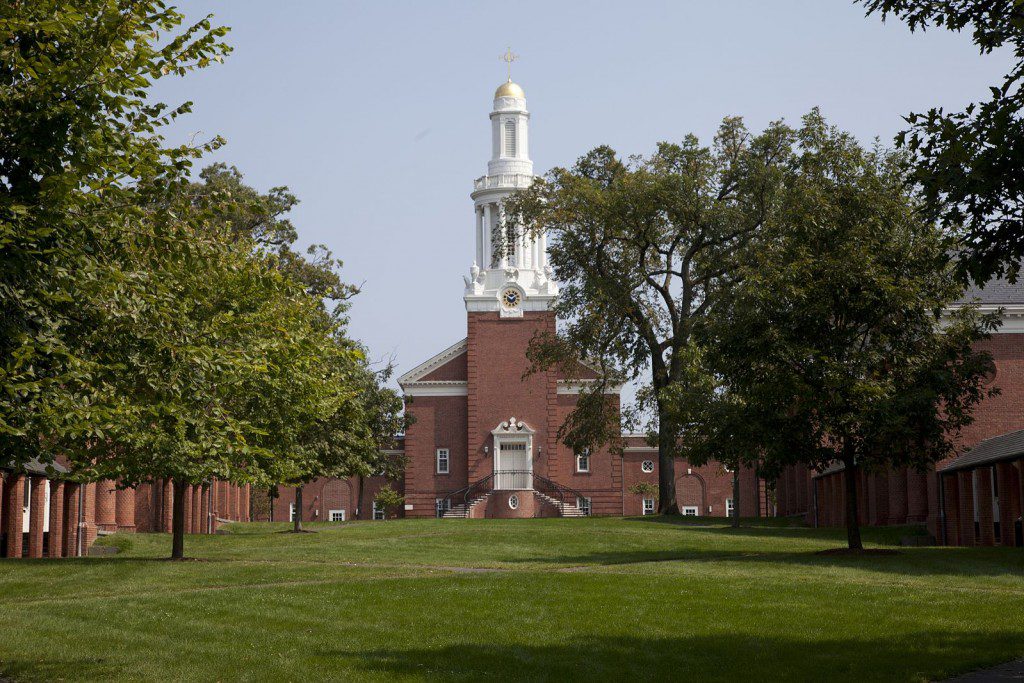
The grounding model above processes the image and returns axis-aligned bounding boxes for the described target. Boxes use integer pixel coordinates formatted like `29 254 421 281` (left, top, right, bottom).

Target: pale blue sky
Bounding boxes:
154 0 1011 389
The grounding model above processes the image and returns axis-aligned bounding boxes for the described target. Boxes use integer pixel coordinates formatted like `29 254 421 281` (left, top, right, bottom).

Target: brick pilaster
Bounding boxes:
4 473 25 558
887 467 908 525
190 486 201 533
200 483 211 534
115 486 136 532
996 461 1019 547
48 481 65 558
941 474 960 546
27 476 46 558
958 471 975 546
63 483 80 557
977 467 996 546
184 485 194 532
162 479 173 532
95 479 118 531
906 469 929 523
80 482 97 552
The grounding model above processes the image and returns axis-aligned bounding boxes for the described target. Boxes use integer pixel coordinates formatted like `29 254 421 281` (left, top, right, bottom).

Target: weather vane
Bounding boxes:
500 46 518 80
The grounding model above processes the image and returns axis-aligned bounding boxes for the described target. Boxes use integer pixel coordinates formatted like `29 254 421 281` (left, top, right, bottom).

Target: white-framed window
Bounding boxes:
641 460 654 473
504 119 516 156
328 509 345 522
577 496 591 516
436 448 450 474
509 494 520 510
726 498 735 518
289 502 296 522
372 501 385 521
576 449 590 473
643 498 655 516
435 498 451 518
682 506 698 516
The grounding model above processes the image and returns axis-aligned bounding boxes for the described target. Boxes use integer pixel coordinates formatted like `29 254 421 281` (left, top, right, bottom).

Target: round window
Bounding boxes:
641 460 655 473
508 494 519 510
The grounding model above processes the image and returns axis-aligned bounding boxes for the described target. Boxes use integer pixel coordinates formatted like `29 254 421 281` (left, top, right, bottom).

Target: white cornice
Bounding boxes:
943 305 1024 333
556 380 623 395
398 338 468 386
402 382 468 397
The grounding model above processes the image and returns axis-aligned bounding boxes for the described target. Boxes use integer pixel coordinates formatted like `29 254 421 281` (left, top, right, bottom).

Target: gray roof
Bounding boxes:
940 429 1024 474
956 276 1024 306
2 457 70 477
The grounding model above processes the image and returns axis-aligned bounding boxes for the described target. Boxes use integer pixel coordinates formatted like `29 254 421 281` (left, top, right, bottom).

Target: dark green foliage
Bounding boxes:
692 111 998 549
860 0 1024 283
505 118 793 513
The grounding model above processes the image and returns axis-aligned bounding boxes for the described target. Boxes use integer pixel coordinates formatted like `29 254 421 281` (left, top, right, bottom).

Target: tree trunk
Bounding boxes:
293 485 303 533
656 403 680 515
171 479 186 560
842 449 863 550
732 468 741 528
355 475 364 520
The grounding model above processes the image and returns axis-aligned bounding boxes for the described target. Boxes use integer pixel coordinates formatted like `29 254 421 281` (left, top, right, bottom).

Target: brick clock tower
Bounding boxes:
397 76 754 520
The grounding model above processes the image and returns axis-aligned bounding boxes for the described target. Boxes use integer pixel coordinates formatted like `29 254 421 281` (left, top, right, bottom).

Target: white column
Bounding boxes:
497 205 507 268
483 204 492 268
539 230 547 269
475 207 484 266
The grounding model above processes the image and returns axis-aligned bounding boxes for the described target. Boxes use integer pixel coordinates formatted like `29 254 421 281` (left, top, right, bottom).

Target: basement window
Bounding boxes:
643 498 655 516
577 496 591 516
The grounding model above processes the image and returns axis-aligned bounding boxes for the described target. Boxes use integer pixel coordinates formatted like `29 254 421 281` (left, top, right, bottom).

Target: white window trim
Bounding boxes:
372 501 385 521
328 509 345 522
682 506 698 516
726 498 735 518
641 460 654 473
642 498 655 516
436 448 450 475
289 502 296 522
576 450 590 473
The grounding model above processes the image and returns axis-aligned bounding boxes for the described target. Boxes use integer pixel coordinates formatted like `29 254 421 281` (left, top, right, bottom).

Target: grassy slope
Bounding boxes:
0 517 1022 682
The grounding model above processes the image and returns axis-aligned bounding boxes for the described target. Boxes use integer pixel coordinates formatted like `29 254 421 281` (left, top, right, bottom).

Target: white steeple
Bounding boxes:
464 74 557 317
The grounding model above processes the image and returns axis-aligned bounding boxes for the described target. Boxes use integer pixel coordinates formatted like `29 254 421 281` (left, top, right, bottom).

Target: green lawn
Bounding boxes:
1 517 1022 682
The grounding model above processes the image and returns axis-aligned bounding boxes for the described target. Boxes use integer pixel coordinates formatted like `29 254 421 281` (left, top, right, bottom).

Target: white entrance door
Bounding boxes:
495 441 531 490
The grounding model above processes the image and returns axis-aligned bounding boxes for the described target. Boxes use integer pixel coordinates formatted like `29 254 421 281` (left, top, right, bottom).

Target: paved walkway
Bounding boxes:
945 659 1024 681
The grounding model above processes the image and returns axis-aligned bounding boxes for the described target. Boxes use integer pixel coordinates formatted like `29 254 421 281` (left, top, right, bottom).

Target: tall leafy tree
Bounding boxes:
694 112 998 549
505 118 791 513
859 0 1024 283
0 1 229 469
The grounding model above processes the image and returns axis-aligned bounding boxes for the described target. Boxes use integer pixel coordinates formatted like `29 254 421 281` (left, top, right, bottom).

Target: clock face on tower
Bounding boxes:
501 288 522 309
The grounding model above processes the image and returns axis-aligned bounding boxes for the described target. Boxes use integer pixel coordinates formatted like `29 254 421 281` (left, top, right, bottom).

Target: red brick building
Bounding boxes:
775 279 1024 546
334 77 761 521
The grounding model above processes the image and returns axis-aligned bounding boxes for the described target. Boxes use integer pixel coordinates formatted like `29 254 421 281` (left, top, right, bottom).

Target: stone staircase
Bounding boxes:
533 490 587 517
442 492 493 519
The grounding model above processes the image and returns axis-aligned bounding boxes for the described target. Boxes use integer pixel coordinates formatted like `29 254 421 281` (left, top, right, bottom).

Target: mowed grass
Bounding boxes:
1 517 1022 682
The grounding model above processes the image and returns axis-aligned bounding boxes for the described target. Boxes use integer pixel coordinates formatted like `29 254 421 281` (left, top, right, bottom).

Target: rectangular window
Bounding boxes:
435 498 452 518
726 498 735 518
372 502 385 521
328 509 345 522
577 496 591 516
576 450 590 473
642 498 655 516
289 503 296 522
436 448 450 474
682 506 698 516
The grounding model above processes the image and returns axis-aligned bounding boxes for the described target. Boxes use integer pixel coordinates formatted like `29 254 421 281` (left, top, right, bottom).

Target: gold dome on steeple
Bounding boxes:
494 79 525 99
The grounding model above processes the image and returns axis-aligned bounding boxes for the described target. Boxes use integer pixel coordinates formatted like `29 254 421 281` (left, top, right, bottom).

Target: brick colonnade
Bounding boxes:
1 473 252 558
939 461 1023 548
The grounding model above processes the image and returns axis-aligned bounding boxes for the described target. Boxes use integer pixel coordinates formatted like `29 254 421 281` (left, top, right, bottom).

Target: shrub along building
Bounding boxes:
775 279 1024 547
0 459 251 558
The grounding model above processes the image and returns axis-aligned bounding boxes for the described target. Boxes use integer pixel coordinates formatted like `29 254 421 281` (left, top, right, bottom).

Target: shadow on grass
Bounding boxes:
329 632 1022 682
